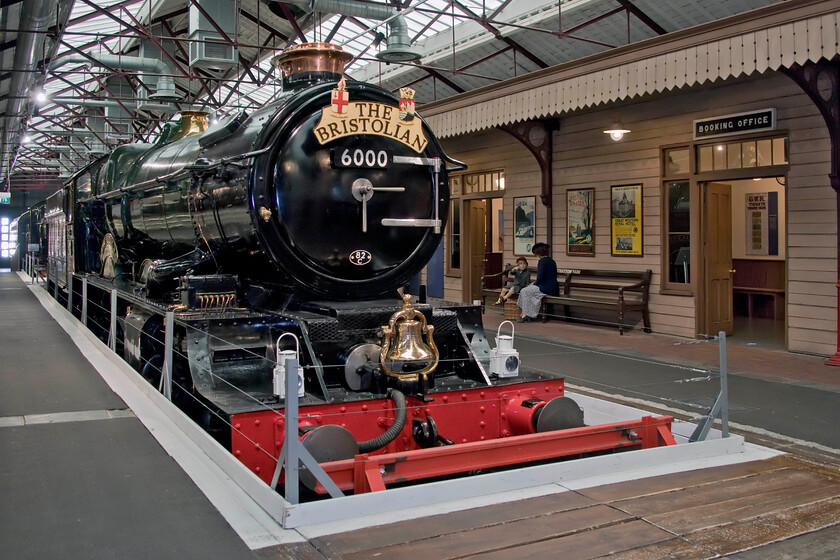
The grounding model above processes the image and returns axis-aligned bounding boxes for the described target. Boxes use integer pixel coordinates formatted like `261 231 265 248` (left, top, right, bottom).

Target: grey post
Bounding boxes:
81 277 88 327
719 330 729 437
270 354 344 503
689 330 731 442
284 356 301 504
161 311 174 400
67 274 73 313
109 288 117 352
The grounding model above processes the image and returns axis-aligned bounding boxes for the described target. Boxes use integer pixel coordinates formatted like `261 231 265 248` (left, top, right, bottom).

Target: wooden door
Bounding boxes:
705 182 733 335
468 200 487 302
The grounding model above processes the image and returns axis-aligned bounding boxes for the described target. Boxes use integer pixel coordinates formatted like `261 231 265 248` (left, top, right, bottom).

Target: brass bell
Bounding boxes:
388 320 436 362
380 295 439 383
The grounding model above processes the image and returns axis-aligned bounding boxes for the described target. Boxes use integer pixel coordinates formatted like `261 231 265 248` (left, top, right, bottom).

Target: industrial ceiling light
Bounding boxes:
375 13 423 63
33 89 47 104
603 120 630 141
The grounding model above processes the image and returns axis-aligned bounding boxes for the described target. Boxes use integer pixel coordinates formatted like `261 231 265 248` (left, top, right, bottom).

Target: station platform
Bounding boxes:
2 269 839 559
0 271 264 559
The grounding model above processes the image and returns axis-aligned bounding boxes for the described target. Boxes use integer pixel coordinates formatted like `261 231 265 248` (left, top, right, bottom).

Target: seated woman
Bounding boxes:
494 257 530 305
516 242 559 322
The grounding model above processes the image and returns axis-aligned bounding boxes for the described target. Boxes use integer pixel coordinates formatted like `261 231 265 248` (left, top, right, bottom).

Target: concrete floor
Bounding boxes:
0 271 258 560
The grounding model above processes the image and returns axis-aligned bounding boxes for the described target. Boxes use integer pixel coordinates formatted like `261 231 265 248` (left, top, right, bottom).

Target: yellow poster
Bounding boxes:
610 184 643 256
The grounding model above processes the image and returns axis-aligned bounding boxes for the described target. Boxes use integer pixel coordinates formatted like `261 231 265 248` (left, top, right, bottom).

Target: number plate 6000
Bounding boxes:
331 147 390 169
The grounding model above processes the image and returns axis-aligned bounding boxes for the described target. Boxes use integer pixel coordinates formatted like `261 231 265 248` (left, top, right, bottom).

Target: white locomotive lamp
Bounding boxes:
489 321 520 378
273 334 305 399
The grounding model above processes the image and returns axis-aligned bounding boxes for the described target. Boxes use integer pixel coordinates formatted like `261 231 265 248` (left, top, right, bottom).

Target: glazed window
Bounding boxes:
447 176 462 275
697 137 787 172
664 148 689 175
666 181 691 285
661 142 693 294
462 170 504 194
449 201 461 271
1 217 11 258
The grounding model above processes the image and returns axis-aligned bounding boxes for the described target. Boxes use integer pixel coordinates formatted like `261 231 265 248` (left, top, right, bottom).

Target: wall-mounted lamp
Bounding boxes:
603 121 631 142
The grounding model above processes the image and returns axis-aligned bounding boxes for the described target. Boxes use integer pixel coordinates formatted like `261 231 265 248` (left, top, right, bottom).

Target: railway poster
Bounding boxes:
610 184 643 256
566 188 594 256
745 191 779 256
746 192 768 255
513 196 536 255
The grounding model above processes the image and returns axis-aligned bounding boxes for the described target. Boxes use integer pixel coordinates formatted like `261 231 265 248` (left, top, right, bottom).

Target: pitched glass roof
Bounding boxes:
10 0 785 181
220 0 509 108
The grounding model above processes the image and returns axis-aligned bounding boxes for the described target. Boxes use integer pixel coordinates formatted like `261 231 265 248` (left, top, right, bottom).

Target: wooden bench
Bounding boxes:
732 259 785 320
482 267 652 335
542 269 652 335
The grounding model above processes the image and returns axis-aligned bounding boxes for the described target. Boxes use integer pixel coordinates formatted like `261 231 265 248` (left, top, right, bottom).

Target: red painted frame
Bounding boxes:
230 379 676 490
320 415 676 494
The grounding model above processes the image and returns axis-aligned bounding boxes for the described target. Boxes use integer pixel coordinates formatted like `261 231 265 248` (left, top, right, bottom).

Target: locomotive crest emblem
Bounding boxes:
331 78 349 115
398 87 416 121
314 90 429 153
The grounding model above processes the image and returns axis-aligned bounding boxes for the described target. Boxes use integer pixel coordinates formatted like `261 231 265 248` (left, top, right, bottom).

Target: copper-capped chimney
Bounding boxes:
271 43 353 90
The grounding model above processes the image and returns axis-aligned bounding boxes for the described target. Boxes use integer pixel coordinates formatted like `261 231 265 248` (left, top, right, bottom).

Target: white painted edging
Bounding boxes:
24 272 782 536
22 274 301 548
284 428 774 529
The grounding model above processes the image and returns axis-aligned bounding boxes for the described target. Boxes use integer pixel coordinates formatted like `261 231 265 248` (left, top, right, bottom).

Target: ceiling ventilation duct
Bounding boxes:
102 76 133 137
48 54 182 101
189 0 239 70
138 23 180 109
274 0 422 63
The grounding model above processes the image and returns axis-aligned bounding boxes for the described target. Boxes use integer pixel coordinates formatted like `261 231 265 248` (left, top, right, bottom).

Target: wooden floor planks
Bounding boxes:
308 491 596 557
577 458 786 503
644 472 840 534
340 505 630 560
464 520 673 560
685 496 840 557
285 455 840 560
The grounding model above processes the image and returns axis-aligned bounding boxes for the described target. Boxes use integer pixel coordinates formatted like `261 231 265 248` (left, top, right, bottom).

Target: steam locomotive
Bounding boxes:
27 43 674 495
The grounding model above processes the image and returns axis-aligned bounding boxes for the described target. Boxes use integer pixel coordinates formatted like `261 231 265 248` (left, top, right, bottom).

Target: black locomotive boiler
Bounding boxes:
39 43 675 495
